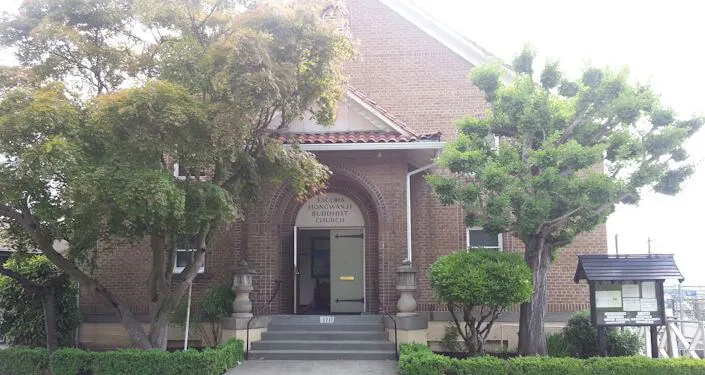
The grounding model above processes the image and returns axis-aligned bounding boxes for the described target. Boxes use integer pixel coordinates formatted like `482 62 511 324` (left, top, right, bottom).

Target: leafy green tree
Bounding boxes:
428 47 703 355
428 250 532 355
0 255 81 351
0 0 351 349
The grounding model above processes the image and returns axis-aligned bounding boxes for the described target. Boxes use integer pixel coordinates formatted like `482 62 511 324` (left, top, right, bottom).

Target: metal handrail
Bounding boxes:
383 310 399 360
245 315 256 360
374 280 399 360
246 280 282 360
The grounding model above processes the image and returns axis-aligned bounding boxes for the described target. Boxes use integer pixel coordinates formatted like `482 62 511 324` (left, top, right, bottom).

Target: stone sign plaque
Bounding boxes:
295 193 364 228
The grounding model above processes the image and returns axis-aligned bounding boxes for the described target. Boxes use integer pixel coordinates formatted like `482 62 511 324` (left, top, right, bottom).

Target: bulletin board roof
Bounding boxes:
574 254 684 283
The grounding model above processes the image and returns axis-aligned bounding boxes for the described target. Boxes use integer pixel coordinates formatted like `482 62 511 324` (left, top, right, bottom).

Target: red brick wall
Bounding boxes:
345 0 489 138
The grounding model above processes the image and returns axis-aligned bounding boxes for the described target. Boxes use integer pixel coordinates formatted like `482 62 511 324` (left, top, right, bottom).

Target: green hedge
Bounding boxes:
0 339 242 375
0 347 51 375
399 343 705 375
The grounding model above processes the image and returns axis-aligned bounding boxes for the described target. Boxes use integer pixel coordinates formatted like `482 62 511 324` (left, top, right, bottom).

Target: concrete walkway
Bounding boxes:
226 360 398 375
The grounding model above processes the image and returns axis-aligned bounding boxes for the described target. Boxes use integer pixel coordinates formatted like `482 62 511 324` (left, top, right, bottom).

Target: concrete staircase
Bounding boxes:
249 315 396 360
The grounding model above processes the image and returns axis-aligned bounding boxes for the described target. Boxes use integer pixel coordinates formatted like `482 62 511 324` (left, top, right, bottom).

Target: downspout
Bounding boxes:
406 163 435 263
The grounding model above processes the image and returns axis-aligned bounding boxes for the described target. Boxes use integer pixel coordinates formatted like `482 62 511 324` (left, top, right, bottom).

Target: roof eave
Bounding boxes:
378 0 513 84
294 141 446 151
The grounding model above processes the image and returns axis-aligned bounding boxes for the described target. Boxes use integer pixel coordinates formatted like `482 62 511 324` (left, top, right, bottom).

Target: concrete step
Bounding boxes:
248 349 397 360
267 323 385 332
261 330 388 341
250 340 395 351
268 315 383 325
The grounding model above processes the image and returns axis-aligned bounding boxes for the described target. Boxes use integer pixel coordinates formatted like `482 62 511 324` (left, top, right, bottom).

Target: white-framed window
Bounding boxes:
466 227 503 251
173 236 205 274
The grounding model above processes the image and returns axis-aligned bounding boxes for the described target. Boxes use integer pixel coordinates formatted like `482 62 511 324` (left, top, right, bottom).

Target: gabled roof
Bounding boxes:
377 0 496 67
279 131 440 144
346 86 416 136
574 254 684 283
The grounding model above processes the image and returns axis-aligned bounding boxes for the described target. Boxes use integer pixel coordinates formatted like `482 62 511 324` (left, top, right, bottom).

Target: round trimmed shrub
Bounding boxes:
428 249 532 355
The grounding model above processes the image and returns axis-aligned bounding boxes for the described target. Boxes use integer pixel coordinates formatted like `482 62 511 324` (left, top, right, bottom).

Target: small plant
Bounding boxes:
546 333 570 357
560 311 644 358
173 284 235 347
439 323 462 352
428 249 532 356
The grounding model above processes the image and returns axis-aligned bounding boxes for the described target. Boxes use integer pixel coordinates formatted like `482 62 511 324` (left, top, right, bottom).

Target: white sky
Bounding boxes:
1 0 703 284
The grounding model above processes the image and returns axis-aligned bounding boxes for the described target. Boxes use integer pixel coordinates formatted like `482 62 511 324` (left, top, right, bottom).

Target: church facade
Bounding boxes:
78 0 607 350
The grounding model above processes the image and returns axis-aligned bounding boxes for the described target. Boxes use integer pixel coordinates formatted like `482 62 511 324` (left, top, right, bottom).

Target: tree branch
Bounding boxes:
537 206 582 237
0 264 42 294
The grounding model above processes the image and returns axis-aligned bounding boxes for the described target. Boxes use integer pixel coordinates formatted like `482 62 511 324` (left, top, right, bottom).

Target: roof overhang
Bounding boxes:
378 0 513 83
574 254 685 283
297 141 445 151
345 90 415 136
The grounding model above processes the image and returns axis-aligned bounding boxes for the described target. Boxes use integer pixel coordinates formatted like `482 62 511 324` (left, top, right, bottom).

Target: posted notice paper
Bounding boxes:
622 284 640 298
622 298 641 311
641 282 656 299
596 290 622 308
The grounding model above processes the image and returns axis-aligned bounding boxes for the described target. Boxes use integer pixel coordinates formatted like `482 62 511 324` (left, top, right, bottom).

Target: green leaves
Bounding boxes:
431 48 700 257
0 256 81 348
428 250 532 308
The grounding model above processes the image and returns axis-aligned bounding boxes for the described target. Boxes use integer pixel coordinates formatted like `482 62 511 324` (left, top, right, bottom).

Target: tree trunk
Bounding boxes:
518 237 552 355
3 206 153 349
146 231 208 350
40 288 59 352
148 310 173 350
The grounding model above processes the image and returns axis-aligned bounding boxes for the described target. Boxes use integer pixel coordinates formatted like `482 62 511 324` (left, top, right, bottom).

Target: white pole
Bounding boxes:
184 282 192 350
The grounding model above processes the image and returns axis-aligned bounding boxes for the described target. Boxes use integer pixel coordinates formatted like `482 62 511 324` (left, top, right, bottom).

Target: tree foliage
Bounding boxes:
0 0 352 349
428 250 532 355
0 255 81 348
428 46 703 355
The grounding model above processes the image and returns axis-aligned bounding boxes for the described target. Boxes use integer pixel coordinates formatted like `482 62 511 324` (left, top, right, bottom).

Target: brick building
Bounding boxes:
78 0 607 351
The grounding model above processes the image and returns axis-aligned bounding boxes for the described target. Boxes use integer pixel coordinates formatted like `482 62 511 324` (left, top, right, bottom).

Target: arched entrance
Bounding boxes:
294 192 366 314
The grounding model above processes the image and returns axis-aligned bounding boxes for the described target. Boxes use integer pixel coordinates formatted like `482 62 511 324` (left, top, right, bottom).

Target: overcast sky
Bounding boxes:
1 0 703 284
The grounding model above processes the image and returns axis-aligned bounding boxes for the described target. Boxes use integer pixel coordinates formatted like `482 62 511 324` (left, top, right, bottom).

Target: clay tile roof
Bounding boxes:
278 131 441 144
347 85 418 136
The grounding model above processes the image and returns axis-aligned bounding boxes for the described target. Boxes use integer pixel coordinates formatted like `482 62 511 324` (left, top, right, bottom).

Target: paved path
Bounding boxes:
226 360 398 375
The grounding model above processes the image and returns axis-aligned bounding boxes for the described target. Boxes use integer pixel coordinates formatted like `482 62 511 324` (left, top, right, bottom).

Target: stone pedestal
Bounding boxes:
396 259 418 317
232 260 255 318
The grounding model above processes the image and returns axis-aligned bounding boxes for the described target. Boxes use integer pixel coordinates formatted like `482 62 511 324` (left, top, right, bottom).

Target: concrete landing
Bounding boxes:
226 360 398 375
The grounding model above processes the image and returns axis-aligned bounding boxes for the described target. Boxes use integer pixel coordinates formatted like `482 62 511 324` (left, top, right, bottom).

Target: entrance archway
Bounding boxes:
294 193 365 314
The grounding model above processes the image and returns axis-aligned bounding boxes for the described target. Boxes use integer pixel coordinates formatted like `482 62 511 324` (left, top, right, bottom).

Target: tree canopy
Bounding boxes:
0 0 352 349
429 47 703 355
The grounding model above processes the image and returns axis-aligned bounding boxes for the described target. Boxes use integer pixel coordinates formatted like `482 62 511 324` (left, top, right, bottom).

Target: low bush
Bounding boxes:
399 343 705 375
0 347 51 375
0 339 242 375
51 338 243 375
561 311 644 358
546 333 571 357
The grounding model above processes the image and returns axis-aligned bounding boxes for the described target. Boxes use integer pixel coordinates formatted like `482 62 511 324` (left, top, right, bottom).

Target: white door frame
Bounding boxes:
294 226 366 314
